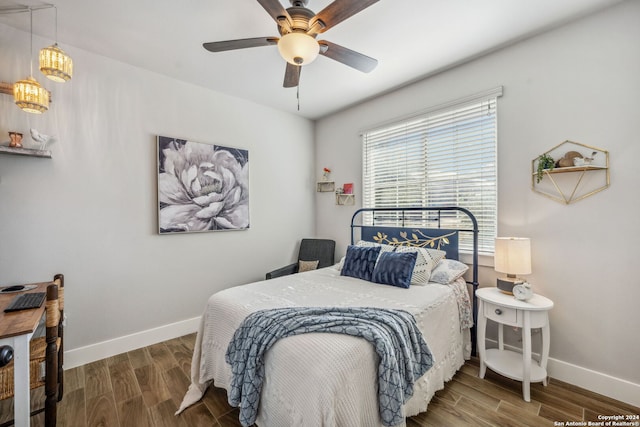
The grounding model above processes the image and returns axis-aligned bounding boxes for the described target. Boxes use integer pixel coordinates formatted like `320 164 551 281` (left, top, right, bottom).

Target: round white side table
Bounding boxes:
476 287 554 402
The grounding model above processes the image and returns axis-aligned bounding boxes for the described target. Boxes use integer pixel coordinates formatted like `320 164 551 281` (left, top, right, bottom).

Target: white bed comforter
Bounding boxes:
177 266 471 427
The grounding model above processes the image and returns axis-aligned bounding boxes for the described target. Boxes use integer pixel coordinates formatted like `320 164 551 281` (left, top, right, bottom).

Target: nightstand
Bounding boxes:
476 287 554 402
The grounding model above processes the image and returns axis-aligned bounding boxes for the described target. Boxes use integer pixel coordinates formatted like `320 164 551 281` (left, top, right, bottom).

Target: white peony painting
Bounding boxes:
157 136 249 234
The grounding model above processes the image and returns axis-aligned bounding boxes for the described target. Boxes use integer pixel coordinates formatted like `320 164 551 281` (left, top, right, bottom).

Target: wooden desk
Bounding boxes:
0 282 48 427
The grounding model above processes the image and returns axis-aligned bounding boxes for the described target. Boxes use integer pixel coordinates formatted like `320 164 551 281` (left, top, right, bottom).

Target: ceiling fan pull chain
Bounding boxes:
297 85 300 111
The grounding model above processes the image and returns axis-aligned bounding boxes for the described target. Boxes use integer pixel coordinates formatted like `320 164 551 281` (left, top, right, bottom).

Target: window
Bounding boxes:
362 88 501 254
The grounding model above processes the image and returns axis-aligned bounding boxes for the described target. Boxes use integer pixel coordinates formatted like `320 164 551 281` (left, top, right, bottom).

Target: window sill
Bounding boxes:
460 252 494 268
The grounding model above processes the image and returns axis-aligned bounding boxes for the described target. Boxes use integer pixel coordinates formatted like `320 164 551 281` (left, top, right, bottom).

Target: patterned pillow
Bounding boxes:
430 259 469 284
298 260 319 272
340 245 381 281
394 246 446 285
371 251 418 289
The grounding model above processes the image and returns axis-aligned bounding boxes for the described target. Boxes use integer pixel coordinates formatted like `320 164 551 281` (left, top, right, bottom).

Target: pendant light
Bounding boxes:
39 6 73 82
13 9 49 114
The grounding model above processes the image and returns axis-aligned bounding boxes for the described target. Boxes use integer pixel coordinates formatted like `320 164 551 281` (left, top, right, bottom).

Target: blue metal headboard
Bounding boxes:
359 226 461 260
350 206 480 355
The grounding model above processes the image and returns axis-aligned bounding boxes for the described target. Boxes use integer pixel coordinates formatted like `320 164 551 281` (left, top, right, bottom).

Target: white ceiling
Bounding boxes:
0 0 623 119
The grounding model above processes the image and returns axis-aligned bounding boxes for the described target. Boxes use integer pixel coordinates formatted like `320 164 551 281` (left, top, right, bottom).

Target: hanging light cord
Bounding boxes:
54 6 58 43
29 8 33 77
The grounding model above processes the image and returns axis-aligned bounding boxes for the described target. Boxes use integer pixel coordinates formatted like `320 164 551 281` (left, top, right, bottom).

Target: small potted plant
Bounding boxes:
536 153 555 183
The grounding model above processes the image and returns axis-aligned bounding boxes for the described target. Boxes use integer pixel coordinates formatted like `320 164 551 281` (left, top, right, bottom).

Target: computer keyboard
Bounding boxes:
3 292 46 312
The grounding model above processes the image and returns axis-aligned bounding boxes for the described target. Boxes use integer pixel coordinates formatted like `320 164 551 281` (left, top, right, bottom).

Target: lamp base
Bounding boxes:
497 277 522 295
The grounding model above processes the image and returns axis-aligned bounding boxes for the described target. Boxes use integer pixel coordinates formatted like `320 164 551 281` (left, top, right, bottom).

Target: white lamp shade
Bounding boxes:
494 237 531 275
277 32 319 66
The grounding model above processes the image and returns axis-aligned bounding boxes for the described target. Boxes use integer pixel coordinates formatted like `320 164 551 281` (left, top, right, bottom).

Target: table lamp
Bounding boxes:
494 237 531 294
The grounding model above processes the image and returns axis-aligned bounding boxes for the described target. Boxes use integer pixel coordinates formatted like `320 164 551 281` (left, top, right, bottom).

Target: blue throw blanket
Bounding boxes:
225 306 433 427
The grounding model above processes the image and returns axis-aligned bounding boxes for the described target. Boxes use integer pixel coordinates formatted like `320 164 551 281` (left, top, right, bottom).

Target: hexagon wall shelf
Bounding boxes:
531 140 609 204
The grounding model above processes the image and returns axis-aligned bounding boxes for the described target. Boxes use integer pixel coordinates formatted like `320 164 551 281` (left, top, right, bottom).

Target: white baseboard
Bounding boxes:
547 358 640 408
63 316 201 369
484 338 640 408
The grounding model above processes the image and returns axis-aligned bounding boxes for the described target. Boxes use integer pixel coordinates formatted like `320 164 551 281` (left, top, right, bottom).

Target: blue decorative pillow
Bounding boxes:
341 245 381 281
371 251 418 289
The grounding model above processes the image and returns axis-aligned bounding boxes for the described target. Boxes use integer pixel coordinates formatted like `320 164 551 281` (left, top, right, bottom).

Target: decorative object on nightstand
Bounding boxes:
513 282 533 301
476 287 554 402
494 237 531 295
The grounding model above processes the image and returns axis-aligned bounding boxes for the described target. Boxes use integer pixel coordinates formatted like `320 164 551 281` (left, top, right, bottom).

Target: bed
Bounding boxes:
178 206 479 427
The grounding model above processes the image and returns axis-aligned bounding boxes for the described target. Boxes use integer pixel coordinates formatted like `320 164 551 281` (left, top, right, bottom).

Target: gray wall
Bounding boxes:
0 23 316 360
315 1 640 405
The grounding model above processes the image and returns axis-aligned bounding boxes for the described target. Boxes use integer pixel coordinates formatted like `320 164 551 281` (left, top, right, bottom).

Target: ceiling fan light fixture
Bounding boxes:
277 32 319 66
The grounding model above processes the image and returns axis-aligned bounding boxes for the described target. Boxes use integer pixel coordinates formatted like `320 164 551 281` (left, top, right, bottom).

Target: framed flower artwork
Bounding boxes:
157 136 249 234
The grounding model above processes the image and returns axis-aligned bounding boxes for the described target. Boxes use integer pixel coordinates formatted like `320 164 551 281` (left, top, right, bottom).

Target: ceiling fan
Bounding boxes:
203 0 379 88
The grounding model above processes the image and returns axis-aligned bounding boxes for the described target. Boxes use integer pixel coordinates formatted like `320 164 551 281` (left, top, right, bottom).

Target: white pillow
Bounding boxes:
430 259 469 284
394 246 446 285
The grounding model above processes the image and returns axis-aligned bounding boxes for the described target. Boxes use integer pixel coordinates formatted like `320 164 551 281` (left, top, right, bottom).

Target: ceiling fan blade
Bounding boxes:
203 37 278 52
257 0 293 25
318 40 377 73
312 0 379 33
283 63 301 88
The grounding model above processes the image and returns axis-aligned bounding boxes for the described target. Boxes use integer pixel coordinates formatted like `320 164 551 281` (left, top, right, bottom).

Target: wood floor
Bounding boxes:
1 333 638 426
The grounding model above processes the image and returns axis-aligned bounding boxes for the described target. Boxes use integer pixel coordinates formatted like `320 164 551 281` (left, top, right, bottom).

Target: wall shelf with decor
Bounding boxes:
531 140 609 205
335 193 355 206
0 145 52 159
316 181 335 192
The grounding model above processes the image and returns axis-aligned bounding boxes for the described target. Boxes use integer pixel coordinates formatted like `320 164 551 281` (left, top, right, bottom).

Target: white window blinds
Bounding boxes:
362 88 501 254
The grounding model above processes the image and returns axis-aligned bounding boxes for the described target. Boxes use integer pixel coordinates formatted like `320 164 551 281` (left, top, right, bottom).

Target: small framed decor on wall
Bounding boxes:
157 135 249 234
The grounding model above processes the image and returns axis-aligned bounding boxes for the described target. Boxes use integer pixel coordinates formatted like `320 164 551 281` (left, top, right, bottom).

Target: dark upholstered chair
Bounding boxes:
266 238 336 280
